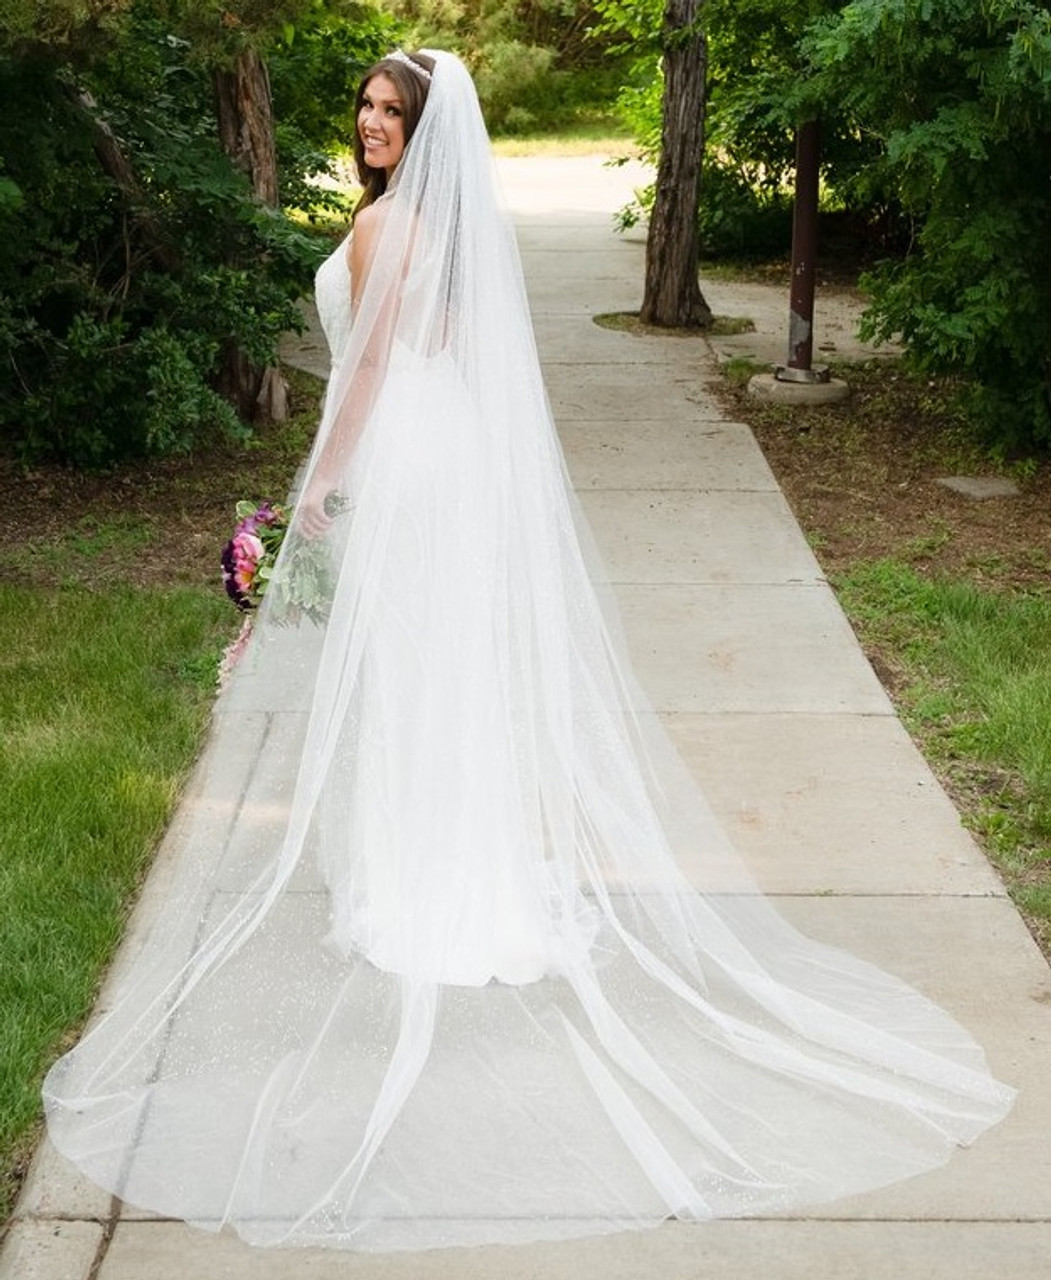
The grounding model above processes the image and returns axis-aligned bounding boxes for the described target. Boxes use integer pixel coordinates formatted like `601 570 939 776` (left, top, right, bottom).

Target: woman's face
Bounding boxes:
358 73 406 176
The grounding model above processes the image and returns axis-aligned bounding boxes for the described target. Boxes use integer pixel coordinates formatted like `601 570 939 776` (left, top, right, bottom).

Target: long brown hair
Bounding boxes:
351 52 435 218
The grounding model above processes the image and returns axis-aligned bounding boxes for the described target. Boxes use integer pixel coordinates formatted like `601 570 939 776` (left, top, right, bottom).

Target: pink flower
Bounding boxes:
222 518 272 611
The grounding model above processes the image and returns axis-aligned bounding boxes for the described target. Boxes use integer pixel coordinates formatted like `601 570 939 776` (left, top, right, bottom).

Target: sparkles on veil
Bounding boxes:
43 49 1014 1251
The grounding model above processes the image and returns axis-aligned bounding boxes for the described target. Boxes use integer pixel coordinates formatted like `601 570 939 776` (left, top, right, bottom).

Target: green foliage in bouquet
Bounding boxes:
222 498 348 628
265 529 341 627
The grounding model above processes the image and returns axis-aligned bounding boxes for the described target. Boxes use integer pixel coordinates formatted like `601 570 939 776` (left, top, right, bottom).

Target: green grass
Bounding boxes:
835 560 1051 947
722 355 770 386
0 366 315 1219
490 126 634 157
7 512 154 582
0 582 230 1215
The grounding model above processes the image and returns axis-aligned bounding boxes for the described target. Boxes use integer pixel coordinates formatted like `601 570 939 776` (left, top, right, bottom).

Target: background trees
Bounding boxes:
595 0 712 326
0 0 629 465
607 0 1051 451
806 0 1051 451
385 0 630 132
0 0 392 464
2 0 1049 463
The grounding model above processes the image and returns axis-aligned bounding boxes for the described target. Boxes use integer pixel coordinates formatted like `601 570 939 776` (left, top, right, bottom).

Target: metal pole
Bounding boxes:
776 118 830 384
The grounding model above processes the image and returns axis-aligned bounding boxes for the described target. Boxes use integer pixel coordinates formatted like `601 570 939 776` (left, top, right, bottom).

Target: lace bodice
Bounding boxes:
315 235 353 365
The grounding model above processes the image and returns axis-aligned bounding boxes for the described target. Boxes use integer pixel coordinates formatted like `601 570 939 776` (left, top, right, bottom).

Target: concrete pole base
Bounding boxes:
747 372 851 405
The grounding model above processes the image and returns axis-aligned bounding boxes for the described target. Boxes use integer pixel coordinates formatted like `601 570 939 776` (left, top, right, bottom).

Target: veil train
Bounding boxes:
43 50 1014 1252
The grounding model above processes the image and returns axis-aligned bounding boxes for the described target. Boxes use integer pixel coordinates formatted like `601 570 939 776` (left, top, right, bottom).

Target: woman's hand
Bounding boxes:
298 475 342 540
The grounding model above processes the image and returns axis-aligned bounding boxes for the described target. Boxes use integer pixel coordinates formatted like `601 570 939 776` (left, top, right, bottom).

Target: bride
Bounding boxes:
43 49 1014 1252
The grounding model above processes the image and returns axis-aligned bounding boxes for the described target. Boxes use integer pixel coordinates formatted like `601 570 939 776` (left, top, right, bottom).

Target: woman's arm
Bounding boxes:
299 202 399 537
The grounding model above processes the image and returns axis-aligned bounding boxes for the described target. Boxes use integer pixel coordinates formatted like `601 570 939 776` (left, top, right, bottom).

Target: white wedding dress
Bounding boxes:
43 50 1014 1252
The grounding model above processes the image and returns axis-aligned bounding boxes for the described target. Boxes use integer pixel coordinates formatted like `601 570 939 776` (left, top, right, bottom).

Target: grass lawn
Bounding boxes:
490 124 634 158
0 584 229 1212
835 561 1051 951
0 369 317 1220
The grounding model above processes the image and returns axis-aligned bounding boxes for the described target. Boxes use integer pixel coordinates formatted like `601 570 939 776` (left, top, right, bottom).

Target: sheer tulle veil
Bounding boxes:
43 50 1014 1251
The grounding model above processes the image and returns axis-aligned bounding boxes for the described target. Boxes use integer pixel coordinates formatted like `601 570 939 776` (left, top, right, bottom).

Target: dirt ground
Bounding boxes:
0 377 316 596
700 276 1051 598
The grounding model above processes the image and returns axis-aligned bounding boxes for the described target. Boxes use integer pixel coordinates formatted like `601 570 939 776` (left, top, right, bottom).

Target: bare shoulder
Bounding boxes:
354 200 389 236
347 201 388 257
347 201 390 295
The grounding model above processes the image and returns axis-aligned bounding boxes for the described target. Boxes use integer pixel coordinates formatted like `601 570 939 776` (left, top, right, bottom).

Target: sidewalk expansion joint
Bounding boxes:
84 1198 118 1280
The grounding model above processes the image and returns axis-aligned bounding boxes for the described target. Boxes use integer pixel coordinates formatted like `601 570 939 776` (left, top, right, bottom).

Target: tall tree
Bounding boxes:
212 39 285 419
641 0 712 326
597 0 713 327
177 3 304 421
213 45 279 206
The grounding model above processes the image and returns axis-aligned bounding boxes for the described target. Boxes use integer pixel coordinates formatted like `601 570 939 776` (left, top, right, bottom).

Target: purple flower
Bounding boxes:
221 500 290 612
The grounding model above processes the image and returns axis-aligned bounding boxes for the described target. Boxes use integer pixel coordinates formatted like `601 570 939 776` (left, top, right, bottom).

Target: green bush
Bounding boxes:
696 160 791 258
0 2 396 467
611 70 791 258
0 25 304 464
472 38 555 132
269 1 396 214
806 0 1051 453
600 0 1051 452
386 0 630 133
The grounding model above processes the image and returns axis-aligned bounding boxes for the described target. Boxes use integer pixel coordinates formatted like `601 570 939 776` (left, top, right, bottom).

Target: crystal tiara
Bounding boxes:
387 49 432 82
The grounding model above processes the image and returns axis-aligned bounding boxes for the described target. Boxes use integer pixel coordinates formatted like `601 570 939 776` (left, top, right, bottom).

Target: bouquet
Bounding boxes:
221 500 289 614
219 496 349 683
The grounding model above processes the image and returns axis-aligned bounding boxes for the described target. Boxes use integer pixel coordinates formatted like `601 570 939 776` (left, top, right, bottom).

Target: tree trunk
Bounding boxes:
640 0 712 328
213 47 287 421
213 46 279 205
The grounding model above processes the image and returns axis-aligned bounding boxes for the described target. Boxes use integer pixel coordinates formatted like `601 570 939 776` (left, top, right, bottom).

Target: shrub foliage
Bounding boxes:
806 0 1051 452
601 0 1051 452
0 1 393 465
386 0 629 133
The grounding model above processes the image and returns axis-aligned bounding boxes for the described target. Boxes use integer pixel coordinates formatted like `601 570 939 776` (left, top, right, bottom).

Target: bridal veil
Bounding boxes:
43 50 1014 1251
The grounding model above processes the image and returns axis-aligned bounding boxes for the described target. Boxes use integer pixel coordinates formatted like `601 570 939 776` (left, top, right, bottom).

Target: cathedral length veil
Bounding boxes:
44 50 1014 1251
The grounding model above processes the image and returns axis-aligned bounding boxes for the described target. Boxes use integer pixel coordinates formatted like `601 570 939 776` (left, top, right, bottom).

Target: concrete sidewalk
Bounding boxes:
4 156 1050 1280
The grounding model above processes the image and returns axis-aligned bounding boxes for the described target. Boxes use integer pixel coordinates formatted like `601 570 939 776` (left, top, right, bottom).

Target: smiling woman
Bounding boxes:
358 74 406 175
350 50 434 212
